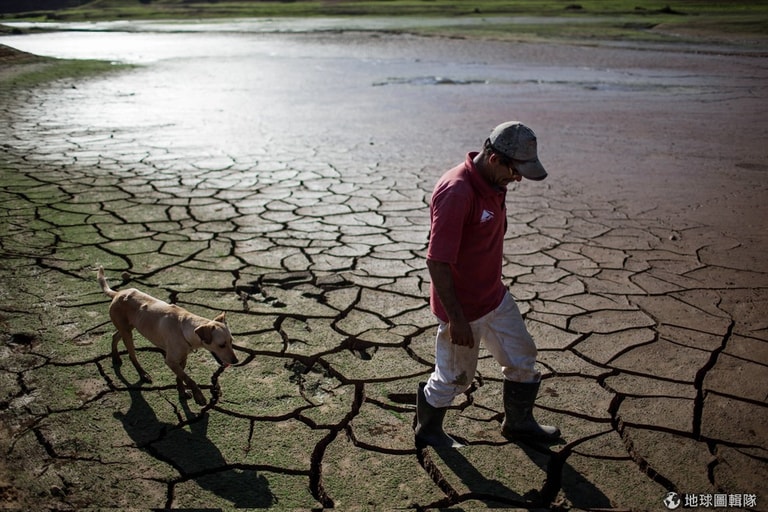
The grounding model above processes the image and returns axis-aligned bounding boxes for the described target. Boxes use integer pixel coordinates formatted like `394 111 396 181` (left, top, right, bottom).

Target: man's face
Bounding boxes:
484 152 523 188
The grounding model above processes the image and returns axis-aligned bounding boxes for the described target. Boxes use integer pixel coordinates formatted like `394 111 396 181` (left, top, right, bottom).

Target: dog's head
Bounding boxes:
194 312 239 367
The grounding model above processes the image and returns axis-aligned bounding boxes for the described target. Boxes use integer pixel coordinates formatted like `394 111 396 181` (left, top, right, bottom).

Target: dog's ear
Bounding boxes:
195 324 215 345
214 312 227 324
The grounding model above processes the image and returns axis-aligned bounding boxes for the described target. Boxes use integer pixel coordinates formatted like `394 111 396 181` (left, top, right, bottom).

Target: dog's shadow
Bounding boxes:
113 367 276 508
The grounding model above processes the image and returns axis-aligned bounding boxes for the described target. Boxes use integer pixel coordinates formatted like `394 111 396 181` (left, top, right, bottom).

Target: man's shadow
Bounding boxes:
113 367 276 508
427 437 612 509
515 439 613 509
425 445 530 508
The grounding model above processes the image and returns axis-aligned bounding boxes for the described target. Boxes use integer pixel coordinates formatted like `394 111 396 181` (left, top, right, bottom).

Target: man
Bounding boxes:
415 121 560 448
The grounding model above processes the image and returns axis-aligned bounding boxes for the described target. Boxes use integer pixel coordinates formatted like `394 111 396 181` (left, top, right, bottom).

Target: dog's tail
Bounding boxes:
97 266 118 298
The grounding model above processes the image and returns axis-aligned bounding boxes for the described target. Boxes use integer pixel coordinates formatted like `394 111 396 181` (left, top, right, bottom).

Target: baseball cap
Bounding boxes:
488 121 548 181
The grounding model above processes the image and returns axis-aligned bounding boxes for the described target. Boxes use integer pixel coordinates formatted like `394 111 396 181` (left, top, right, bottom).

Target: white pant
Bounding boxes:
424 291 541 408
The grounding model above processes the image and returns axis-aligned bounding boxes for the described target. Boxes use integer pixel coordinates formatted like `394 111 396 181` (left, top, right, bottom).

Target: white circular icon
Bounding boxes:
664 492 681 510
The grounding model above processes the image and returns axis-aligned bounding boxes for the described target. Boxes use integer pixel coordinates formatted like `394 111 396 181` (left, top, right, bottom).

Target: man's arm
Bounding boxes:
426 259 475 348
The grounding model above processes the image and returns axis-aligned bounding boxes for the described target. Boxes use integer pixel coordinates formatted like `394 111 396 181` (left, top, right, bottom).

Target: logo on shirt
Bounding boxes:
480 209 495 223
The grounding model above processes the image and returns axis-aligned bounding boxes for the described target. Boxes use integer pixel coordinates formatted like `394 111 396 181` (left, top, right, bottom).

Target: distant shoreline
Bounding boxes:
2 1 767 49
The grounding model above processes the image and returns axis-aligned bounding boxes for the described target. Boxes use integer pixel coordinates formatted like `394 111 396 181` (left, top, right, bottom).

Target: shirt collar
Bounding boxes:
465 152 506 197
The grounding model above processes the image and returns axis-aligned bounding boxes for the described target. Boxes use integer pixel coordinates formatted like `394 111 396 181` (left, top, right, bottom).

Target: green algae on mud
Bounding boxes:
0 44 131 89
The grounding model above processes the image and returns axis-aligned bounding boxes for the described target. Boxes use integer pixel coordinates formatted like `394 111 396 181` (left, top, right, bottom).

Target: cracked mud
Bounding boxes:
1 29 767 510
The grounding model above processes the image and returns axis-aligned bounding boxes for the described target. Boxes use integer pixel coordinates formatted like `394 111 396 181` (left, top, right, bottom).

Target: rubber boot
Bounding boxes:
414 382 464 448
501 380 560 440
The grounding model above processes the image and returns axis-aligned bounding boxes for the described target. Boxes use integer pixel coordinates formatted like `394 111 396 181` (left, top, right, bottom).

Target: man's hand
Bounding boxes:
449 319 475 348
427 259 475 348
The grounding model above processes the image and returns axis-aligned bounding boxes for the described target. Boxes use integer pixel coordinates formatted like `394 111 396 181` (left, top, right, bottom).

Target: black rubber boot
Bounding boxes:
415 382 464 448
501 380 560 440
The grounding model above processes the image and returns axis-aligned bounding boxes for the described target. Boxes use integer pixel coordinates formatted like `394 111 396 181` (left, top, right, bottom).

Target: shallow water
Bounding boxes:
0 23 594 170
1 20 763 188
0 26 679 167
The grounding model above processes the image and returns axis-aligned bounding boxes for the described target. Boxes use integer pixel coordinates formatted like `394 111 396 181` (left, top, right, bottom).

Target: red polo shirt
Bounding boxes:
427 153 507 322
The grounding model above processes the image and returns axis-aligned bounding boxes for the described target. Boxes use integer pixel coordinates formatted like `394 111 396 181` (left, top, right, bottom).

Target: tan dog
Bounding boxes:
98 267 238 405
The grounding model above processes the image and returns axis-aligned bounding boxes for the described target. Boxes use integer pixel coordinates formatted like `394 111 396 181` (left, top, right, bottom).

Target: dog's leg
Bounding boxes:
167 357 206 406
120 328 152 383
176 375 190 402
111 332 123 367
174 356 193 401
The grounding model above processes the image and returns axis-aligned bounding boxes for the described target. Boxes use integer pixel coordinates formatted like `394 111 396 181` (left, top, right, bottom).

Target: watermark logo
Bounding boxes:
664 492 682 510
663 492 758 509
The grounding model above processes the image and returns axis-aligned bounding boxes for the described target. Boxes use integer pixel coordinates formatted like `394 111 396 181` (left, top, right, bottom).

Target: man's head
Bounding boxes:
484 121 547 182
